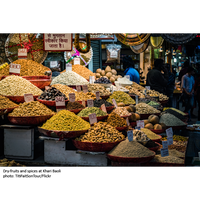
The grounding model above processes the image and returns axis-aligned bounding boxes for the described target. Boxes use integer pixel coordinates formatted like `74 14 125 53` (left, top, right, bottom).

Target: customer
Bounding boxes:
178 60 189 83
182 67 195 121
146 59 168 94
123 55 140 84
193 67 200 120
165 63 175 107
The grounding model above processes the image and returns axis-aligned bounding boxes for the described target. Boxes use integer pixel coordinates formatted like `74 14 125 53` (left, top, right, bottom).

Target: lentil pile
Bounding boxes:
0 75 42 96
88 84 111 96
51 71 89 86
141 128 161 140
107 112 127 127
135 103 161 114
41 110 90 131
0 95 18 109
0 59 50 76
8 101 55 117
77 107 107 117
159 113 186 127
66 101 85 110
150 155 184 164
107 91 136 105
75 122 125 143
112 107 131 116
38 87 67 101
108 139 155 158
94 99 113 108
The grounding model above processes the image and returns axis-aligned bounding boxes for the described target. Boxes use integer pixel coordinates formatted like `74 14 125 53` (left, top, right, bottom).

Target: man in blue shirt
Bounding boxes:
182 67 195 121
123 56 140 84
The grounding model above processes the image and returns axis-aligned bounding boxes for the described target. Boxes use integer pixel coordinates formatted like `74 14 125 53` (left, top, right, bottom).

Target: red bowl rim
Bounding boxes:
8 114 55 118
80 115 108 120
0 106 19 112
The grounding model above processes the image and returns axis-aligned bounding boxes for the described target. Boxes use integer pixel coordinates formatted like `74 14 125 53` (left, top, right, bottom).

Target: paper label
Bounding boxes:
89 113 97 125
145 86 150 90
95 91 100 100
110 51 118 58
126 117 130 126
87 99 94 107
112 99 117 108
74 57 80 65
160 148 169 157
66 63 72 71
135 126 141 130
101 104 107 113
50 61 58 68
125 75 130 81
76 85 81 92
135 95 138 104
18 48 27 59
166 127 173 138
127 130 133 142
89 76 95 84
24 94 34 102
45 86 51 90
55 96 66 112
9 63 21 75
69 93 75 102
162 141 168 149
136 120 144 128
82 85 88 93
82 100 86 107
167 137 173 145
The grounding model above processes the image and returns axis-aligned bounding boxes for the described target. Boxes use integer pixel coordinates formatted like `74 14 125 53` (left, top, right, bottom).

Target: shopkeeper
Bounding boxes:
123 55 140 84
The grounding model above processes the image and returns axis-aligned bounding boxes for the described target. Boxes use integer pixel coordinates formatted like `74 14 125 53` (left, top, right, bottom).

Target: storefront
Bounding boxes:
0 33 199 167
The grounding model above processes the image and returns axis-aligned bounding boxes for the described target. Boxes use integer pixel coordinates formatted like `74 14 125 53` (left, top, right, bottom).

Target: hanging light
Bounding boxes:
172 49 176 55
159 46 163 52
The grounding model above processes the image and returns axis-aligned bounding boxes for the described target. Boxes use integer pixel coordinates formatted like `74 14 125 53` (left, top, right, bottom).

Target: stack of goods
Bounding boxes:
8 101 55 117
66 102 85 110
140 128 162 140
94 77 111 84
132 129 149 142
95 66 121 83
144 115 166 130
88 84 111 96
0 158 25 167
75 122 125 143
112 107 131 117
0 59 50 76
38 87 67 101
51 71 89 86
77 107 107 117
159 113 186 127
107 112 127 127
41 110 90 131
115 76 132 85
52 84 78 98
108 138 155 158
94 99 113 108
135 103 161 114
107 91 136 105
62 64 95 80
0 95 18 110
0 62 8 71
0 75 42 96
125 86 146 98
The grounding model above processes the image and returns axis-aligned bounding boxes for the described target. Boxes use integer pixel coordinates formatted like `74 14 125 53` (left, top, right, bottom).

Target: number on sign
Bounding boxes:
24 94 34 102
69 93 76 102
87 99 94 107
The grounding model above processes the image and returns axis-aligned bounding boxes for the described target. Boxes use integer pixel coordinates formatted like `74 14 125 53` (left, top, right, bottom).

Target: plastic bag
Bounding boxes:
106 44 121 64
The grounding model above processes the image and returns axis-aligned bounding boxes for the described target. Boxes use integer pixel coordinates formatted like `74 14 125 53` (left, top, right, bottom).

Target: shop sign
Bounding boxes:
95 91 100 100
18 48 27 59
160 148 169 157
24 94 34 102
112 99 117 108
135 95 138 104
76 85 81 92
127 130 133 142
55 96 66 112
136 120 144 128
87 99 94 107
89 113 97 125
44 34 72 51
101 104 107 113
162 141 168 149
167 137 173 145
9 64 21 75
69 93 75 102
166 127 173 138
126 117 130 126
66 63 72 71
82 85 88 93
74 57 80 65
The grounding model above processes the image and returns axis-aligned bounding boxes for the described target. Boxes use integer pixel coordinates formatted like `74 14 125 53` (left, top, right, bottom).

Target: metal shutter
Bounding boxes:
91 40 102 72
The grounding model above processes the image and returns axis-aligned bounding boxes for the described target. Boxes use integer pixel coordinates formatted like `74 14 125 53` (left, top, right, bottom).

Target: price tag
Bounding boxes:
96 91 100 100
9 63 21 75
127 130 133 142
24 94 34 102
89 76 95 84
89 113 97 125
18 48 27 59
45 86 51 90
160 148 169 157
101 104 107 113
50 61 58 68
126 117 130 126
135 95 138 104
82 85 88 93
135 126 141 130
145 86 150 90
87 99 94 107
69 93 76 102
110 51 118 58
55 96 66 112
167 137 173 145
166 127 173 138
66 63 72 71
112 99 117 108
162 141 168 149
74 57 80 65
82 100 86 107
76 85 81 92
125 75 130 81
136 120 144 128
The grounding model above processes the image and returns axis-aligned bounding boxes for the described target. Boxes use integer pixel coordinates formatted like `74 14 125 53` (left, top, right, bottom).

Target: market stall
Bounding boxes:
0 33 199 167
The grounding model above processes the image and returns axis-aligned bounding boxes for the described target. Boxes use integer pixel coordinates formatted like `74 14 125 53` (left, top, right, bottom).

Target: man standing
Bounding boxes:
146 59 168 94
182 67 195 121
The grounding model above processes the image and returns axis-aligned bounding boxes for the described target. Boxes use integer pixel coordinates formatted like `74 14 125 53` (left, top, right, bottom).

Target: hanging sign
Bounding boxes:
112 99 117 108
136 120 144 128
89 113 97 125
95 91 100 100
55 96 66 112
69 93 76 102
74 57 80 65
101 104 107 113
9 64 21 75
44 34 72 51
127 130 133 142
87 99 94 107
24 94 34 102
18 48 27 59
82 85 88 93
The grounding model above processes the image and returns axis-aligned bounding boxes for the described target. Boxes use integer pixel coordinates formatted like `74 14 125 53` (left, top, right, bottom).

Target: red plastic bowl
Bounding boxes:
107 151 156 164
80 115 108 122
0 106 19 115
138 112 160 120
5 95 39 103
8 115 54 125
28 79 51 89
72 139 124 152
99 105 114 112
148 142 161 152
150 129 165 134
38 127 89 139
116 126 128 131
36 98 68 107
67 108 84 114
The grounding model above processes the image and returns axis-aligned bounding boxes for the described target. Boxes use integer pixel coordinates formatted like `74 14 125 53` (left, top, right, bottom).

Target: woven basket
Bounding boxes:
5 31 48 63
